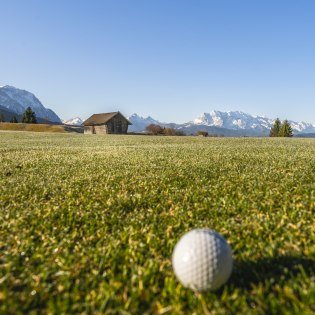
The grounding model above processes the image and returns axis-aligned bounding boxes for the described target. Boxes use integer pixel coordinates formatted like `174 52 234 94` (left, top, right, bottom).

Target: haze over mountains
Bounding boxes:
1 85 315 136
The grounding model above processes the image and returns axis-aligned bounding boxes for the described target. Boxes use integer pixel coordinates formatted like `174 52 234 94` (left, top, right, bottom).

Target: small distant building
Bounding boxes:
83 111 132 135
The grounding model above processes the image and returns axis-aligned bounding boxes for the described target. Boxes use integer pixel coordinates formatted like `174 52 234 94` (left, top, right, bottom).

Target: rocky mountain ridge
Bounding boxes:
0 85 61 123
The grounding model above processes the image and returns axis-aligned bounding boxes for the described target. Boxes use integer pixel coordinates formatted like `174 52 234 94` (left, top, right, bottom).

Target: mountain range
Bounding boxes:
64 112 315 136
1 85 314 136
0 85 61 123
126 112 315 136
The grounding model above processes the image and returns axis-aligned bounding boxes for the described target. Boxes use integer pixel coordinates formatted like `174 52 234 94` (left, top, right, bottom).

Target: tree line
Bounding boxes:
145 125 226 137
145 124 185 136
0 107 37 124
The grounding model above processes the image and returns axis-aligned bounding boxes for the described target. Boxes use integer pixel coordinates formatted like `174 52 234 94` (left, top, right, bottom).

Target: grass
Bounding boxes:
0 131 314 314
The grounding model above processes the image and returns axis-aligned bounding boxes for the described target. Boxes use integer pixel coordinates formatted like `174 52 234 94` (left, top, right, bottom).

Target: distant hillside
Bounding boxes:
0 85 61 123
0 122 83 133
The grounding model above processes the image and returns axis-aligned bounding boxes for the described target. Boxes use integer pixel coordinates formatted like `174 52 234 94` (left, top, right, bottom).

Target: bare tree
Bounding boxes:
146 124 164 135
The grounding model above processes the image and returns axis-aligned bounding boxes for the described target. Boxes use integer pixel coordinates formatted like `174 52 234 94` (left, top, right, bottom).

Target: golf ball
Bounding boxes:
172 228 233 291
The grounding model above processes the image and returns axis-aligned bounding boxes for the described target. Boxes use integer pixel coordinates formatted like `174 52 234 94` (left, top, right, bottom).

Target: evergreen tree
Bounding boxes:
269 118 281 137
279 120 293 137
0 113 5 122
10 116 18 123
22 107 37 124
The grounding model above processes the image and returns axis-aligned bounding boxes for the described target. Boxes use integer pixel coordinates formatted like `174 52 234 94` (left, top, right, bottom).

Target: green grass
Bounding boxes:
0 131 314 314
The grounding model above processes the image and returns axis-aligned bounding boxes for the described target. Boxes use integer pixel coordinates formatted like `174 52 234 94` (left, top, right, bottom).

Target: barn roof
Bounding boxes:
83 112 132 126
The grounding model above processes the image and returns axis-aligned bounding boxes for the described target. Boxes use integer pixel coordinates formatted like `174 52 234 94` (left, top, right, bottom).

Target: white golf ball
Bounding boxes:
172 228 233 291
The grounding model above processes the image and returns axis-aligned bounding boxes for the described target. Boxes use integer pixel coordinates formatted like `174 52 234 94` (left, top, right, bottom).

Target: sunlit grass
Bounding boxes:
0 122 77 133
0 131 314 314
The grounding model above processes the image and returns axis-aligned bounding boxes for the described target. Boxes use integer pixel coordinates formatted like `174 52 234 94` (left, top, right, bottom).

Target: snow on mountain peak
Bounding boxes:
63 117 84 126
193 110 273 130
168 110 314 134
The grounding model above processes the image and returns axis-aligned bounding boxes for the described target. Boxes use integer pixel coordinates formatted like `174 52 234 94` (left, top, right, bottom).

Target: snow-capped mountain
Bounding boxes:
193 111 273 131
127 113 162 132
288 120 315 133
193 111 315 134
0 85 61 123
63 117 83 126
127 110 315 135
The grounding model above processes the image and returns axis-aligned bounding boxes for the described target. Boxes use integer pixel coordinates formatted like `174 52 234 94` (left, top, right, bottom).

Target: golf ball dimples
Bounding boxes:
172 229 233 291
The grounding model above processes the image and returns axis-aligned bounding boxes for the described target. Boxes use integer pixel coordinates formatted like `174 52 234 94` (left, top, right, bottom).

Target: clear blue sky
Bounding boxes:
0 0 314 123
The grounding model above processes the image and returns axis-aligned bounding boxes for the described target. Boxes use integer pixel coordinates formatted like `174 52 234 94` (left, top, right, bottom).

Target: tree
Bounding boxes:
10 116 18 123
163 127 175 136
0 113 5 122
279 120 293 137
146 124 164 135
22 107 37 124
269 118 281 137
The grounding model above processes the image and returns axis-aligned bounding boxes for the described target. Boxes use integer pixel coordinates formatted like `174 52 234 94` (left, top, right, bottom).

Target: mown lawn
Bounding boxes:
0 131 314 314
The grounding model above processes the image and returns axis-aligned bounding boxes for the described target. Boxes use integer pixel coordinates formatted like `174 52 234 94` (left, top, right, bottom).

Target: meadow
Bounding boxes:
0 131 314 314
0 122 82 133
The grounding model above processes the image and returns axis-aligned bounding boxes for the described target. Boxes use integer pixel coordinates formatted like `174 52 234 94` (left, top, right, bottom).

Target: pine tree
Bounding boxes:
10 116 18 123
0 113 5 122
279 120 293 137
269 118 281 137
22 107 37 124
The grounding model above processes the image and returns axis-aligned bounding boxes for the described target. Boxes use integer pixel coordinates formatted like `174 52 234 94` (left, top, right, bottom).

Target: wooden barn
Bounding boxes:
83 112 132 135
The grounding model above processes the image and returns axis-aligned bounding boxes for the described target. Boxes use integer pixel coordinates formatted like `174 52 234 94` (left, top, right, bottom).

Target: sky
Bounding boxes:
0 0 314 123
